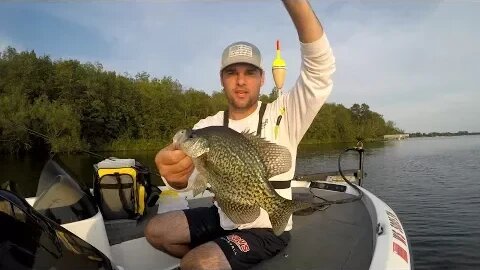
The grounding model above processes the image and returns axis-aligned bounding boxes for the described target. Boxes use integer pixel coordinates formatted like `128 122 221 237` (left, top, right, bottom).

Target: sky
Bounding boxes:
1 0 479 133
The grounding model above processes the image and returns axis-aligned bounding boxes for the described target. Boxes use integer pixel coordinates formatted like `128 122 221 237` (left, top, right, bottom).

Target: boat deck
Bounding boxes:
106 188 374 270
254 189 373 269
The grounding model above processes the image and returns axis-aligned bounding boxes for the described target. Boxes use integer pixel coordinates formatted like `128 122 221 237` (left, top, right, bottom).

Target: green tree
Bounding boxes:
0 46 405 153
0 91 31 152
29 96 83 152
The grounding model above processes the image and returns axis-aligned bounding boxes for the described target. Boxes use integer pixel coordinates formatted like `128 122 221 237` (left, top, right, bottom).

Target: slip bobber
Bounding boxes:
272 39 287 93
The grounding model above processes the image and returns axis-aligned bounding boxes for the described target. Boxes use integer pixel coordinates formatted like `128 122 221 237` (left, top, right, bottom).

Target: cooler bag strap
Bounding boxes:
113 173 136 218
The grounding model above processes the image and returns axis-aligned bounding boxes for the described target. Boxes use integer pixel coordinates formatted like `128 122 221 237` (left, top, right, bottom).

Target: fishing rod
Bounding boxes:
6 122 163 178
18 124 109 161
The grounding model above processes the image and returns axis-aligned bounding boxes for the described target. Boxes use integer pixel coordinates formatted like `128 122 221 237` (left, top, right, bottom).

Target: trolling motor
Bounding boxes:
293 141 367 213
294 140 366 186
339 140 365 187
356 141 365 186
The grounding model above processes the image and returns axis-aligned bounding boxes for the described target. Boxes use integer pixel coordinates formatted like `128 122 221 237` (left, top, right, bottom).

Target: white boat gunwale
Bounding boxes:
23 177 412 270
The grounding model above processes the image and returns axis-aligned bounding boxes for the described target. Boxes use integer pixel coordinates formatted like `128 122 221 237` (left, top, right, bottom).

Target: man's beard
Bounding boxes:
228 94 259 112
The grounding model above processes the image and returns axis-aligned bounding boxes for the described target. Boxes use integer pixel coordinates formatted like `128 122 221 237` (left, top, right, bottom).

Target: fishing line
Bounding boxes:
16 123 109 161
11 121 365 210
6 121 164 178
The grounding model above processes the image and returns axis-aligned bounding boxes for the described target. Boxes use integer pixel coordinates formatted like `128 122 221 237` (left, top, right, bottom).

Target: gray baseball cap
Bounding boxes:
221 41 263 71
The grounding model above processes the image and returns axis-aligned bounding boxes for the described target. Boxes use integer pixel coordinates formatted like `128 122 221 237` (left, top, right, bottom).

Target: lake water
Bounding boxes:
1 135 480 269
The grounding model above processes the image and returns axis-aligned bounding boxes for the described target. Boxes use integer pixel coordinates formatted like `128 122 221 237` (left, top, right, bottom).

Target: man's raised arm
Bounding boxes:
282 0 324 43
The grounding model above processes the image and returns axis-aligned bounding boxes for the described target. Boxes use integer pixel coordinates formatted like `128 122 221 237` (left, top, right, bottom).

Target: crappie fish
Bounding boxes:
173 126 310 236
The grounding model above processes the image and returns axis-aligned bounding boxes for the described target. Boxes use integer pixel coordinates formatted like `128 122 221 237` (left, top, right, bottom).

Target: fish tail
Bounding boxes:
269 199 311 236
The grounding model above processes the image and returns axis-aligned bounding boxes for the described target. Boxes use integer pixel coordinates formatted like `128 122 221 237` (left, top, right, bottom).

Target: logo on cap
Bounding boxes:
221 41 262 70
228 44 253 58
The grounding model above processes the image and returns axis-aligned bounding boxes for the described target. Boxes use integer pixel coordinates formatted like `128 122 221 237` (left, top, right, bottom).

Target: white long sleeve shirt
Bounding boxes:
165 33 336 232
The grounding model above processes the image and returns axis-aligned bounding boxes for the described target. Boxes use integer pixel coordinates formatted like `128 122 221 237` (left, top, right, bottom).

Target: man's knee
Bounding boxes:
144 210 188 249
144 214 166 249
180 242 231 270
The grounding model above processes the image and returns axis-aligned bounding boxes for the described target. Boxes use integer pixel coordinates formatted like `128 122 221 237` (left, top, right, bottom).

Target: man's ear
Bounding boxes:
261 70 265 87
220 70 224 87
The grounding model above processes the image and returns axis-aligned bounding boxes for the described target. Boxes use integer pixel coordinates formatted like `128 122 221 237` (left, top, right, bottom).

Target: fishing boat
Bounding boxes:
0 144 412 270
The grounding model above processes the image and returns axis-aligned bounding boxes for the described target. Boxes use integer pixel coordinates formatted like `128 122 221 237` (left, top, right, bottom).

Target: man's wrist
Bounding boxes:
168 181 188 190
161 175 188 190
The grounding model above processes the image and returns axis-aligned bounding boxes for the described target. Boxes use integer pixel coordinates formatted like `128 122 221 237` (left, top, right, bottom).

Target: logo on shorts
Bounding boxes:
226 234 250 252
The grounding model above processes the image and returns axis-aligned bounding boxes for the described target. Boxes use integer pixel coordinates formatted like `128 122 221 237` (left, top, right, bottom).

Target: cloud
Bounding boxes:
0 34 23 53
2 0 478 132
382 91 480 133
323 1 480 132
3 1 315 94
0 37 11 52
0 3 112 61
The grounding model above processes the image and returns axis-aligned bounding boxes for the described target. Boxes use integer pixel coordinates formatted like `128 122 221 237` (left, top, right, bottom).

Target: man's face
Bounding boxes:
221 63 264 112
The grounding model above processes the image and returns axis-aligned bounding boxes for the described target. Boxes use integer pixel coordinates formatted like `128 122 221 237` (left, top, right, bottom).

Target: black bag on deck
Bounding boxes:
93 158 160 220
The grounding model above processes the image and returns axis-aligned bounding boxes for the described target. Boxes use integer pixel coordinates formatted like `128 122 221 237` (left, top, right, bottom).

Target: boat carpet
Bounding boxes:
253 188 374 270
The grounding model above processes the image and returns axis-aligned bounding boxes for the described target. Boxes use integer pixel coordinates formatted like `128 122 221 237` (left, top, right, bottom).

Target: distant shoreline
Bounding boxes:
408 131 480 138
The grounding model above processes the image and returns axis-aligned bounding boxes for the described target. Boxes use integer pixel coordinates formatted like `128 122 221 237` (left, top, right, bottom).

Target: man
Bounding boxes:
145 0 336 269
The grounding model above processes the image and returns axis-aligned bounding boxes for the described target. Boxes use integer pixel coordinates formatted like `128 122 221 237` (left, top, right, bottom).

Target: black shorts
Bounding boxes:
183 205 291 270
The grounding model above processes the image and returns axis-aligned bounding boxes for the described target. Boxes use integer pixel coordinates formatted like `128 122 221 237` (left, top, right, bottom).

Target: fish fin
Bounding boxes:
189 138 209 158
241 131 292 179
192 173 208 197
216 197 261 224
268 199 311 236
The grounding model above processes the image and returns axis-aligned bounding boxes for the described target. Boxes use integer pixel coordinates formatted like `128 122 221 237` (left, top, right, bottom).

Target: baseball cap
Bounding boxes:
220 41 262 71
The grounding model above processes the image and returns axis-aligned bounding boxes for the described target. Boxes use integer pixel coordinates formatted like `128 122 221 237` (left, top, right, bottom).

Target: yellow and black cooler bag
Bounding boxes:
93 158 159 220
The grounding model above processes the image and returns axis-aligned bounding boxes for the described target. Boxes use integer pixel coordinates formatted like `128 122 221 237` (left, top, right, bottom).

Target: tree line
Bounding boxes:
0 47 403 154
